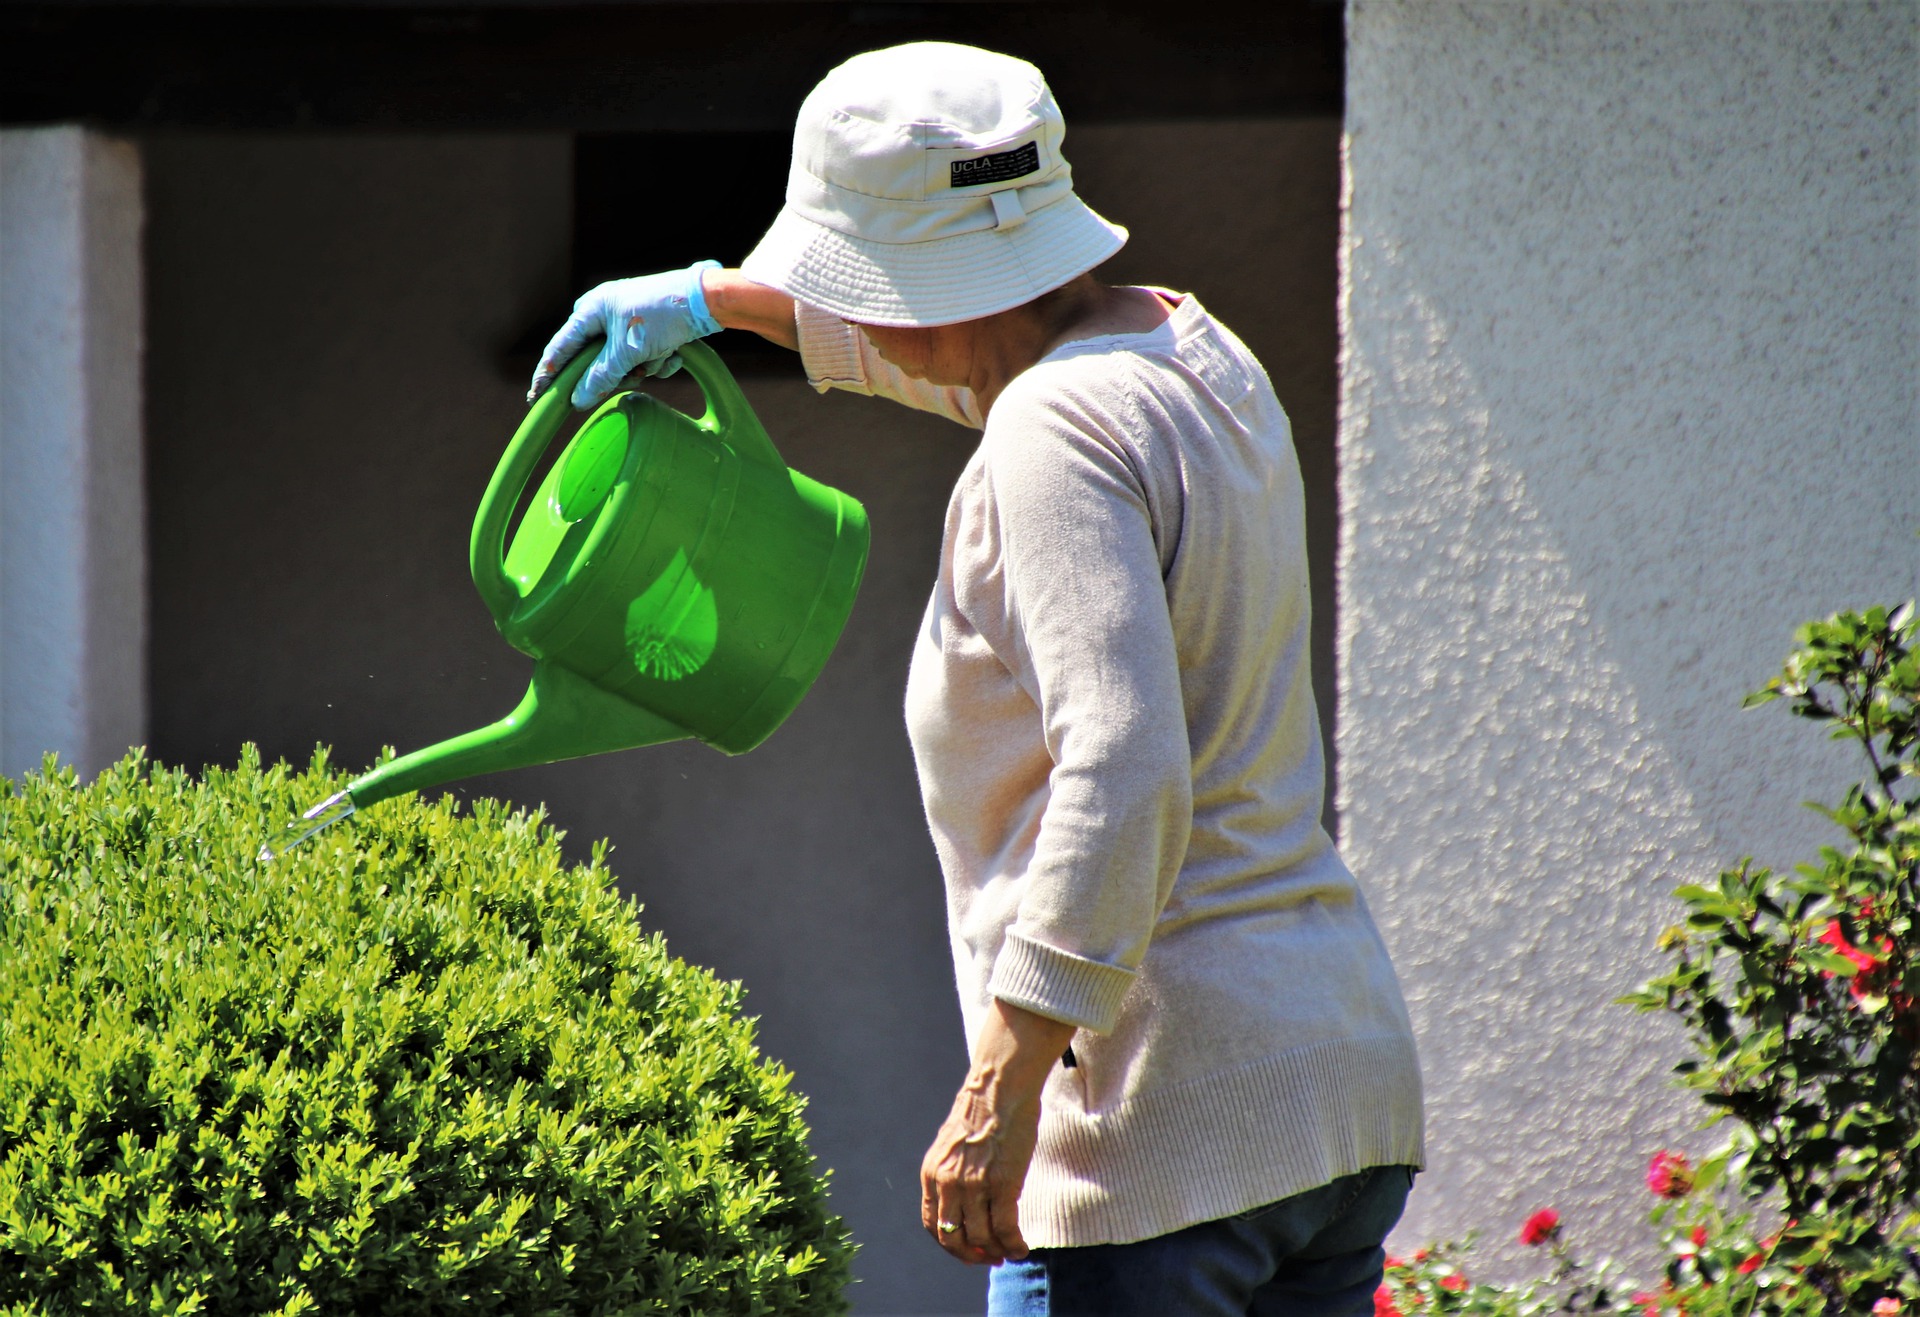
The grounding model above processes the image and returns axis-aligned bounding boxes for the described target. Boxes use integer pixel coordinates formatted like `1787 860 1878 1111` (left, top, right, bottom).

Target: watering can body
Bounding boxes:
341 340 869 810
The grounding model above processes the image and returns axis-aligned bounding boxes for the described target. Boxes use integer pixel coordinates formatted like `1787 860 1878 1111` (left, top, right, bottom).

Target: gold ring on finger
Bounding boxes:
938 1221 960 1234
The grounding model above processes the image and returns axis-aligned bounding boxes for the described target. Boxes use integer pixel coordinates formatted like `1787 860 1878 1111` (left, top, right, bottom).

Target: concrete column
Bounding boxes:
0 127 146 779
1341 0 1917 1272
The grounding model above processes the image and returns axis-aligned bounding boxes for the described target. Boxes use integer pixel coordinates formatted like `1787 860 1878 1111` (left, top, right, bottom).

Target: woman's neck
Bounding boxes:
967 278 1173 416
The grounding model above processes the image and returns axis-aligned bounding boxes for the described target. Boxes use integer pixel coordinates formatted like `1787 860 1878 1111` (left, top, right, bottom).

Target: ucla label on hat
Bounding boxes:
948 141 1040 189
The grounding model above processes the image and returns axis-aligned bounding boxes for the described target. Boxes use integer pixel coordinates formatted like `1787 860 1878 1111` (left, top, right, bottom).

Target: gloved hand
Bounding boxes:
527 261 723 409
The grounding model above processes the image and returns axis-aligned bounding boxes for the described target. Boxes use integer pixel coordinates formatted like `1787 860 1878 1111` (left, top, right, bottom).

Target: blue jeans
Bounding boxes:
986 1164 1416 1317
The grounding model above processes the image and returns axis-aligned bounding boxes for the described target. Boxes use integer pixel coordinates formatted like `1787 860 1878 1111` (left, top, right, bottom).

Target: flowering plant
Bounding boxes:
1379 1149 1914 1317
1625 604 1919 1306
1376 1214 1619 1317
1382 606 1919 1317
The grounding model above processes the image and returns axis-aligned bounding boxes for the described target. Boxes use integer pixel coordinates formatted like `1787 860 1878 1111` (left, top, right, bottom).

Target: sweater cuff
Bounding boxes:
795 302 870 395
989 929 1138 1034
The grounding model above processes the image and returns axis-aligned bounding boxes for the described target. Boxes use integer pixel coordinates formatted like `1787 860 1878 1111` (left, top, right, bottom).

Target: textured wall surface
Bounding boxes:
1341 0 1919 1274
0 127 145 778
141 120 1337 1314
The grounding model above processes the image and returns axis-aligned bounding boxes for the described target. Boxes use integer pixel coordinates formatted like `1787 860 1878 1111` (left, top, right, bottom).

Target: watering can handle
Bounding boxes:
471 340 785 621
470 345 599 621
675 340 787 471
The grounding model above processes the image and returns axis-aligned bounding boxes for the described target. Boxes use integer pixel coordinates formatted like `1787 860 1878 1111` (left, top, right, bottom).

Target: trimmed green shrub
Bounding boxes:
0 748 853 1315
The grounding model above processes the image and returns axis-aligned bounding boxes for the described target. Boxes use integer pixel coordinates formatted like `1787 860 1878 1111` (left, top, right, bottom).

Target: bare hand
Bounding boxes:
920 1079 1041 1264
918 999 1076 1265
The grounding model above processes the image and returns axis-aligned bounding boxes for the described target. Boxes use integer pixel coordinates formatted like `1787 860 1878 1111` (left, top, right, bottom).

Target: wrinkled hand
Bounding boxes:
921 1081 1041 1266
920 1000 1073 1266
917 1082 1036 1267
527 261 722 410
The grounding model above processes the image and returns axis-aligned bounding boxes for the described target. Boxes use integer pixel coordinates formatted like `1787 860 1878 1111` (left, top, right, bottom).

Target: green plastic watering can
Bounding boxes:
265 341 869 857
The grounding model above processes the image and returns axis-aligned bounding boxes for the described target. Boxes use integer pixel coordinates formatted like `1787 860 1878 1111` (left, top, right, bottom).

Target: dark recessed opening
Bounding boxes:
572 131 795 369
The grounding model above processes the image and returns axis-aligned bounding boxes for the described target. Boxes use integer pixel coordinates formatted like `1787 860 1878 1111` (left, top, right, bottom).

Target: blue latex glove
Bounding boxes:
527 260 723 409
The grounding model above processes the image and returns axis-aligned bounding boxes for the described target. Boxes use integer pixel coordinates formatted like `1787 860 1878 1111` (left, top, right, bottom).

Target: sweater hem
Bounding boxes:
1018 1031 1425 1248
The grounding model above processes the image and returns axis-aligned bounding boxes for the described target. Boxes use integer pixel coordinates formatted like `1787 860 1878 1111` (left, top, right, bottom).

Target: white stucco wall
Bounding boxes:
1340 0 1918 1275
0 127 145 778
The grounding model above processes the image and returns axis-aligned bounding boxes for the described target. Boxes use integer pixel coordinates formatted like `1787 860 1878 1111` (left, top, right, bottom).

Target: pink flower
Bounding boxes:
1519 1208 1561 1246
1631 1292 1661 1317
1374 1284 1402 1317
1646 1151 1694 1198
1872 1300 1900 1317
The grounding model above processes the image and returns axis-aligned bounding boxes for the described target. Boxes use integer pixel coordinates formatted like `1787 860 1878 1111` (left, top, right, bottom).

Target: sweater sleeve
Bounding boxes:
967 372 1194 1033
793 302 984 430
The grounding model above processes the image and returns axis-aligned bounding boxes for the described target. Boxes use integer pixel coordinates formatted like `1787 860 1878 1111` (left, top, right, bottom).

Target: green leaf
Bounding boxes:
1804 949 1863 977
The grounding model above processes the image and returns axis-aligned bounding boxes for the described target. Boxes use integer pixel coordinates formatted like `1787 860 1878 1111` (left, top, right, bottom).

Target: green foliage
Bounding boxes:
1378 1218 1628 1317
1623 603 1919 1308
0 749 854 1316
1380 1236 1597 1317
1384 604 1919 1317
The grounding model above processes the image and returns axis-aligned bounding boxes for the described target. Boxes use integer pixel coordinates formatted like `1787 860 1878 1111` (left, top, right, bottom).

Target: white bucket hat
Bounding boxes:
740 42 1128 328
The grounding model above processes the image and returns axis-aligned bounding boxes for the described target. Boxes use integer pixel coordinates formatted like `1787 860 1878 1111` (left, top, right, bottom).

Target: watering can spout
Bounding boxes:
263 339 868 859
341 662 689 812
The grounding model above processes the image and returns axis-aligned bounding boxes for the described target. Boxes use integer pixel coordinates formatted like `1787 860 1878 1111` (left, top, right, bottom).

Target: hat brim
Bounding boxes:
740 193 1128 328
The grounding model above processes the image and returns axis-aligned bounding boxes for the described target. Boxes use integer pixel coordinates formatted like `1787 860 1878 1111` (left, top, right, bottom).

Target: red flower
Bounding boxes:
1413 1248 1431 1263
1374 1284 1401 1317
1818 919 1885 974
1519 1208 1561 1246
1689 1226 1708 1248
1632 1292 1661 1317
1386 1256 1405 1270
1440 1274 1468 1293
1815 916 1910 1012
1737 1254 1763 1275
1646 1151 1694 1198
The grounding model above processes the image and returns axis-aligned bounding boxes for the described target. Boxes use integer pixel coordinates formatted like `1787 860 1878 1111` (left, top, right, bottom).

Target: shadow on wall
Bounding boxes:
1339 253 1724 1275
1340 0 1918 1279
142 119 1340 1314
1345 227 1917 1285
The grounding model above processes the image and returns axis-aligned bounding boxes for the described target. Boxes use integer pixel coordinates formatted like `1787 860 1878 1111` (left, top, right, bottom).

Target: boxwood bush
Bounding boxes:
0 748 853 1315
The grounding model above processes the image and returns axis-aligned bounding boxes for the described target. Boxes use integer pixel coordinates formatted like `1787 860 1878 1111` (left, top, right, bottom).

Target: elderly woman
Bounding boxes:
530 41 1424 1317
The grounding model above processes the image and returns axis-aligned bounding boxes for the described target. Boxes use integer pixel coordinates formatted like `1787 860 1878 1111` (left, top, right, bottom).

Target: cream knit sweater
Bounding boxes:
796 292 1425 1249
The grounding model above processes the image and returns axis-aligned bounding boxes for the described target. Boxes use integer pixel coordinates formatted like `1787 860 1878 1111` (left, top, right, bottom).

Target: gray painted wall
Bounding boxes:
0 127 146 778
142 120 1339 1314
1341 0 1918 1277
